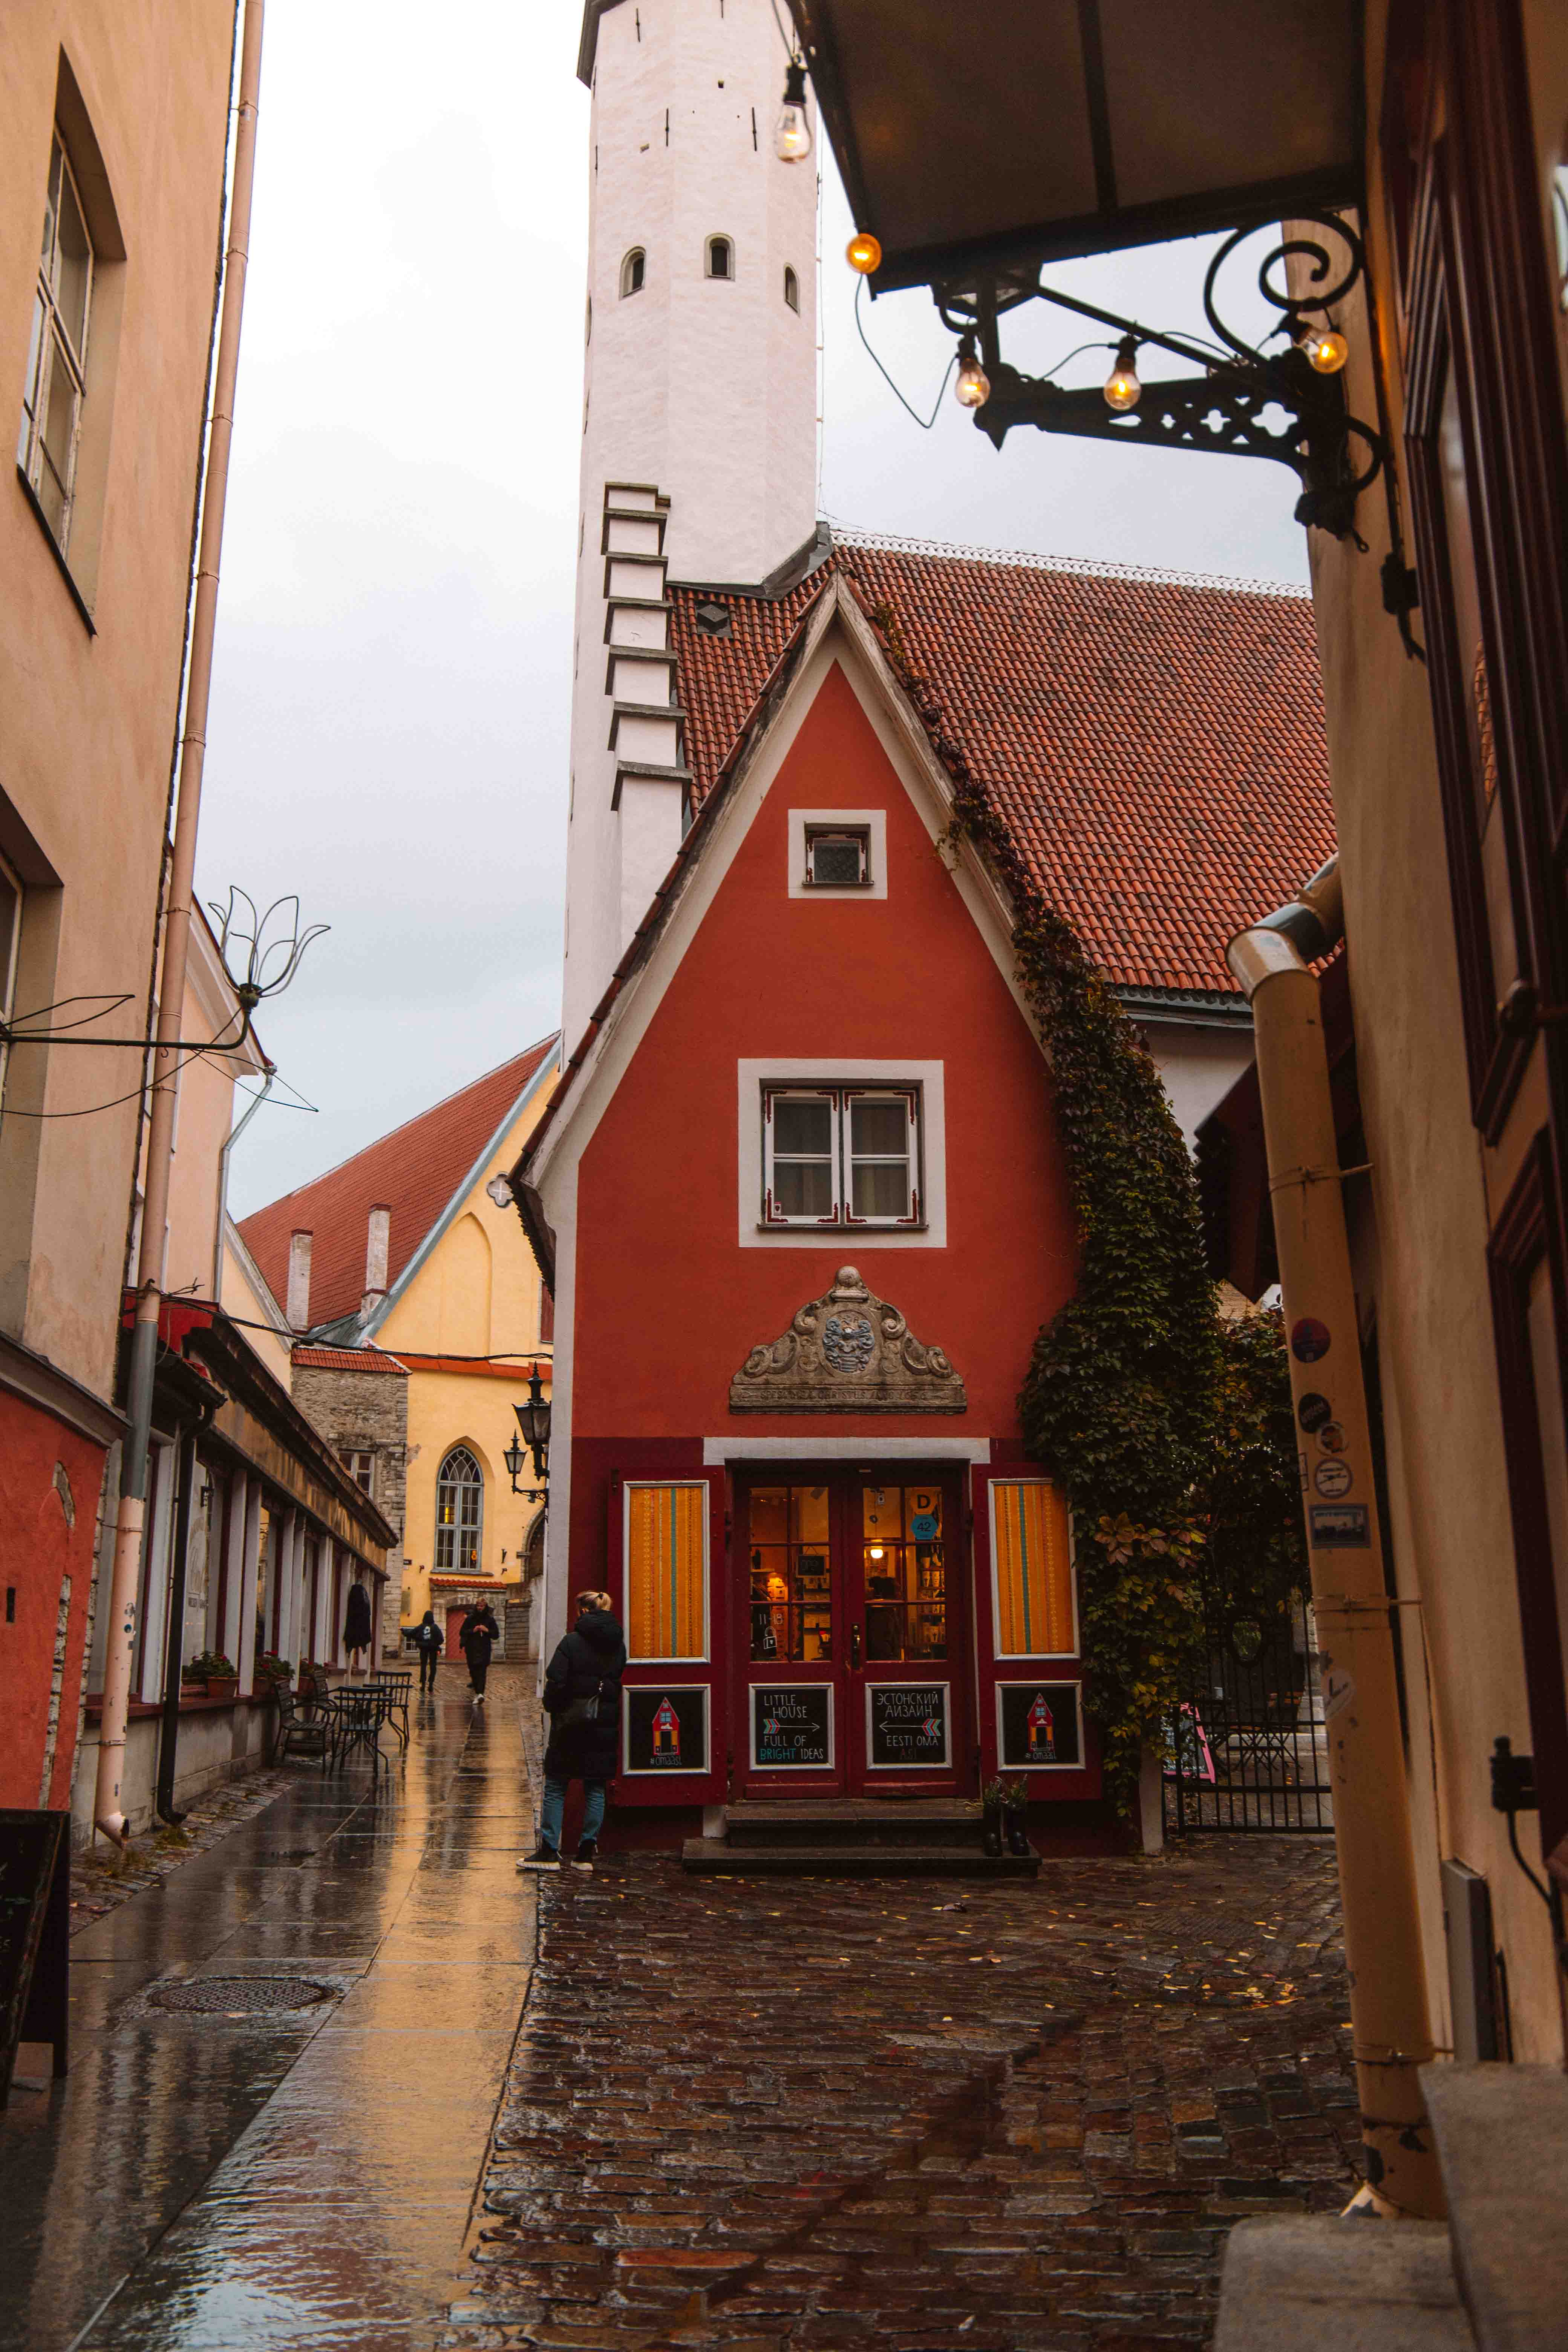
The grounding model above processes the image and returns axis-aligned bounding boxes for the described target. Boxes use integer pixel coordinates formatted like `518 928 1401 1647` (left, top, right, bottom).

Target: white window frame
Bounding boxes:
738 1059 947 1248
18 131 94 556
748 1681 836 1771
435 1444 484 1573
987 1478 1081 1660
622 1684 712 1775
863 1678 952 1771
787 808 888 901
340 1449 374 1497
760 1082 923 1231
622 1479 711 1663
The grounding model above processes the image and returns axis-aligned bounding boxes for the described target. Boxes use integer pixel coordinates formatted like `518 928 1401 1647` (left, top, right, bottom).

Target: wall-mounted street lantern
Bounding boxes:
933 214 1386 544
505 1366 551 1502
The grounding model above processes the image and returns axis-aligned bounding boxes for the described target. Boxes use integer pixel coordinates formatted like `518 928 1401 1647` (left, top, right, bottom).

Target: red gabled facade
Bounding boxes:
525 585 1105 1827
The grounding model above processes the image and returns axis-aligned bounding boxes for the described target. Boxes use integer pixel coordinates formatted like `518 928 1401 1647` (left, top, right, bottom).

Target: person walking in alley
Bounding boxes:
519 1589 626 1873
413 1608 442 1695
459 1600 499 1703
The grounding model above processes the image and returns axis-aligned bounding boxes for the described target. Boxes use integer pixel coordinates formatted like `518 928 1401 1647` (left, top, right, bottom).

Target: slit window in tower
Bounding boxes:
784 264 799 312
620 247 645 298
705 235 733 280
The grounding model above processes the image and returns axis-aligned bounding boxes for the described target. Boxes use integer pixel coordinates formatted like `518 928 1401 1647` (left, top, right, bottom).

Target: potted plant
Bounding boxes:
183 1651 239 1699
1000 1776 1032 1859
980 1776 1007 1859
255 1652 292 1695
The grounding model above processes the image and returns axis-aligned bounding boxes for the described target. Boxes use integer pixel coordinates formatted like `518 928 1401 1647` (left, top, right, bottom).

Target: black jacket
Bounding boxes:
459 1606 498 1665
413 1619 442 1654
542 1608 626 1781
344 1582 373 1649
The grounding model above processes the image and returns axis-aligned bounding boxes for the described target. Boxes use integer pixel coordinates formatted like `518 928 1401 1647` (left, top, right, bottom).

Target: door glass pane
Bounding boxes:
626 1481 707 1658
749 1483 833 1662
862 1484 946 1660
991 1480 1075 1655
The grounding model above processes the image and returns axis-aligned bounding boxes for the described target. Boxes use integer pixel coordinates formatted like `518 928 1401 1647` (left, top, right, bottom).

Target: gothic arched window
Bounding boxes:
783 264 799 312
705 234 733 280
435 1445 484 1573
620 247 645 297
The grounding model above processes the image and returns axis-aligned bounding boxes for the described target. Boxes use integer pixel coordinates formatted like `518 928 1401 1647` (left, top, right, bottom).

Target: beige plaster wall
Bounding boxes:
220 1235 293 1390
377 1079 554 1625
1292 18 1562 2056
0 3 234 1396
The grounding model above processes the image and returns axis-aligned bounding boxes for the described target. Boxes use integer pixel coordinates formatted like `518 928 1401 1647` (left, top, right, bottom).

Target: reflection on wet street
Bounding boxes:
0 1668 534 2352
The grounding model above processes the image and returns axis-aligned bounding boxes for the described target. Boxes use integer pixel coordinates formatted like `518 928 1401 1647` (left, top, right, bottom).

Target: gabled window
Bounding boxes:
620 247 645 297
435 1445 483 1572
803 824 870 888
783 263 799 312
18 132 94 555
761 1084 923 1228
705 234 733 280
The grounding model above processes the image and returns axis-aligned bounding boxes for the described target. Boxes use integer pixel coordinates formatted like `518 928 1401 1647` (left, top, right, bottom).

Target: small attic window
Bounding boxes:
621 247 645 297
705 234 733 280
695 601 731 637
804 825 871 888
784 265 799 312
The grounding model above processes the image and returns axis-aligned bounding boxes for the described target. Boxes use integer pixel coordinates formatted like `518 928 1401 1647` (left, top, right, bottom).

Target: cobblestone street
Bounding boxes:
450 1831 1357 2352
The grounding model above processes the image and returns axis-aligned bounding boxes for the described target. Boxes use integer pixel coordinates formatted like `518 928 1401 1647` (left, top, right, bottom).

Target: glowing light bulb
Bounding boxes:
868 1545 885 1560
1307 326 1349 374
846 230 882 275
954 348 991 409
775 59 812 162
1104 338 1141 412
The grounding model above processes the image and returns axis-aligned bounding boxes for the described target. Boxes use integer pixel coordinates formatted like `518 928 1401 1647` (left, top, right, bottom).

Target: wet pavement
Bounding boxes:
2 1674 1354 2352
450 1837 1355 2351
0 1666 536 2352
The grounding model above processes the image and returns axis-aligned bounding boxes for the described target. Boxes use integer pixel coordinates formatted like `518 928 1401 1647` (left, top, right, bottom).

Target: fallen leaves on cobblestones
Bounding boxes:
444 1839 1356 2351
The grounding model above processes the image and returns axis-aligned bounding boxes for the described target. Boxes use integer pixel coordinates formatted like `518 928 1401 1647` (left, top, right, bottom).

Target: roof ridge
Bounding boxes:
240 1034 560 1221
826 522 1312 602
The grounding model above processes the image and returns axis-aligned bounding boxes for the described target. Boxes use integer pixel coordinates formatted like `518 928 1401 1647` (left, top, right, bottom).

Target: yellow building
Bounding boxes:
237 1039 559 1652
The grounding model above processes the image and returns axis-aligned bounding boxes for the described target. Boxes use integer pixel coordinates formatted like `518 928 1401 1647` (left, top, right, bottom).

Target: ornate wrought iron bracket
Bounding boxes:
935 213 1389 544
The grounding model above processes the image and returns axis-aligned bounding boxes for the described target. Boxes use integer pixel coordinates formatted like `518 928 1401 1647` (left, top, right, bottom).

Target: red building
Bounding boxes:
513 544 1334 1835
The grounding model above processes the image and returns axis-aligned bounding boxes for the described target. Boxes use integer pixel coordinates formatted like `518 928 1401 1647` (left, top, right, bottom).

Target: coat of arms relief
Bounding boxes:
729 1265 966 1415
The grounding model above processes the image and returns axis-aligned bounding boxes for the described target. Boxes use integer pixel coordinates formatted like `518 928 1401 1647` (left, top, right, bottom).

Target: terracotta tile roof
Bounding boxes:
240 1039 559 1332
291 1346 409 1375
669 535 1335 997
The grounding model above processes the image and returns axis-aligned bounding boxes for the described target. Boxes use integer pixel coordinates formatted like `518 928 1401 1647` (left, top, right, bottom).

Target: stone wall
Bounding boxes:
290 1364 411 1613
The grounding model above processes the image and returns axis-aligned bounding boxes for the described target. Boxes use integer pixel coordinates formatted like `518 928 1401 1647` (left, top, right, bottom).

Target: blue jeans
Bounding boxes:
540 1775 606 1851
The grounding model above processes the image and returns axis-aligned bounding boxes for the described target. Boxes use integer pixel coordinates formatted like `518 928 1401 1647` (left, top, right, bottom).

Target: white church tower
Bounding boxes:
563 0 819 1050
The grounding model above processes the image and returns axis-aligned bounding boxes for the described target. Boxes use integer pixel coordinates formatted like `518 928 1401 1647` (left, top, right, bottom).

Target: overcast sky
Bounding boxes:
207 1 1309 1217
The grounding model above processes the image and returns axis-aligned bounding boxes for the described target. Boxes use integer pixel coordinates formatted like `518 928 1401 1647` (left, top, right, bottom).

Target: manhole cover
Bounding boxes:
150 1976 333 2017
258 1848 318 1863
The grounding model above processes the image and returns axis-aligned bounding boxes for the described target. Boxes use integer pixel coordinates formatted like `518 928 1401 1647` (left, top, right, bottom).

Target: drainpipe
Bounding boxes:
94 0 265 1848
211 1060 275 1302
1227 857 1442 2220
154 1418 206 1825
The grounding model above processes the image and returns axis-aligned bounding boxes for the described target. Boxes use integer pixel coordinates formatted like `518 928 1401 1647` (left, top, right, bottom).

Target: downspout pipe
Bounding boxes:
94 0 264 1850
154 1413 210 1825
211 1061 275 1302
1227 854 1443 2221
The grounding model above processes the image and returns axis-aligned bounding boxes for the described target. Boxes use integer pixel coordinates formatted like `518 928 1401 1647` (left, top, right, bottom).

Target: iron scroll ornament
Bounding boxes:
934 213 1387 543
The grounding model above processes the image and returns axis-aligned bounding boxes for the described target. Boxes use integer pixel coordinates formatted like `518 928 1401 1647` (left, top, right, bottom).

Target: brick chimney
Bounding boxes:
361 1203 391 1318
286 1228 312 1330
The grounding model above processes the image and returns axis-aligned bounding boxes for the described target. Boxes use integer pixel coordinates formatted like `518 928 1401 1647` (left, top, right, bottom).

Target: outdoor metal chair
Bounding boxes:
272 1684 329 1766
366 1671 413 1750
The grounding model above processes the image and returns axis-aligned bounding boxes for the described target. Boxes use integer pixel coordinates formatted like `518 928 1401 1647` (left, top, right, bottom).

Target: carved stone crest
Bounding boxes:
730 1266 967 1416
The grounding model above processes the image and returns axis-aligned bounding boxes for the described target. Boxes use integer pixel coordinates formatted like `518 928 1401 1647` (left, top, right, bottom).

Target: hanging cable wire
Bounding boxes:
854 279 956 428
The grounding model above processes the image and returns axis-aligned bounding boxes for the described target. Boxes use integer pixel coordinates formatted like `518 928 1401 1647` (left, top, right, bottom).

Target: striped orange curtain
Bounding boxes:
625 1483 707 1659
991 1481 1073 1656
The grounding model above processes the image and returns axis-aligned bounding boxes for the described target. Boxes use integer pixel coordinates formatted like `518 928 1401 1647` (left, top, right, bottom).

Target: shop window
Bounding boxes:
761 1083 922 1227
625 1481 707 1659
990 1479 1076 1656
435 1444 483 1572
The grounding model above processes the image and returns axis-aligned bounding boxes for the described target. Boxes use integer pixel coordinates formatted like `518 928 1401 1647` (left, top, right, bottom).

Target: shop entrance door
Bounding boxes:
737 1466 968 1798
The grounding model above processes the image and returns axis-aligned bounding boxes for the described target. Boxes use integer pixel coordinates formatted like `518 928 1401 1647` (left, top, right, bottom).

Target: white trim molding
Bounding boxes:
703 1435 991 1464
737 1058 946 1249
787 808 888 901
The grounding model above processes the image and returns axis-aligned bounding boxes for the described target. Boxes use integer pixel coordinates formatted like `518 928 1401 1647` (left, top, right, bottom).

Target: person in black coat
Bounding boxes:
519 1590 625 1873
412 1608 443 1693
459 1602 499 1701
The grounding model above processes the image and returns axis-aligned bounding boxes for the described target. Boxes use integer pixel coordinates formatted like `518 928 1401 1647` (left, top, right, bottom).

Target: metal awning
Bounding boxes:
789 0 1364 292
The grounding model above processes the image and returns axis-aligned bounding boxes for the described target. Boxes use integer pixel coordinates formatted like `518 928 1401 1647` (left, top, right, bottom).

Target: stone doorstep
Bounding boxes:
1213 2215 1473 2352
1422 2061 1568 2352
680 1841 1040 1878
